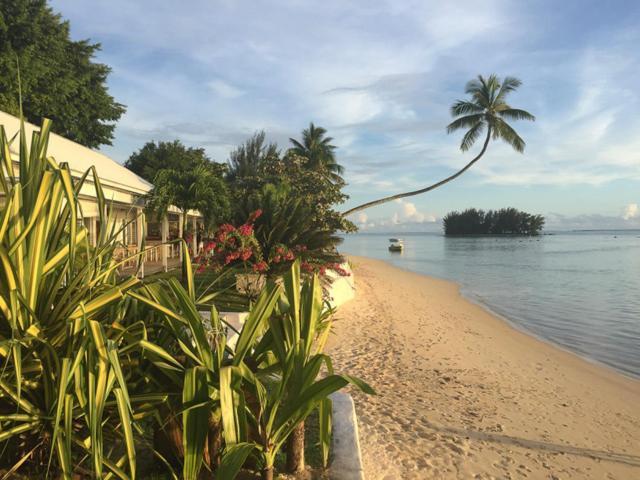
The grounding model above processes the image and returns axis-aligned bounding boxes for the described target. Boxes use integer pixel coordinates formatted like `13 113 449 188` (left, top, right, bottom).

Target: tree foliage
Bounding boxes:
137 140 230 231
288 122 344 184
447 74 535 153
0 0 125 147
226 126 354 268
443 207 545 235
125 140 226 183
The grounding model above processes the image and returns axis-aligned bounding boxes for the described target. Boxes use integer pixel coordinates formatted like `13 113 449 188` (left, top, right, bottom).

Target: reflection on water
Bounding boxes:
340 231 640 379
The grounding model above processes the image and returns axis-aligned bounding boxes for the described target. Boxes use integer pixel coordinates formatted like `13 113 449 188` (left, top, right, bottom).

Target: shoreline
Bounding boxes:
327 255 640 479
344 250 640 382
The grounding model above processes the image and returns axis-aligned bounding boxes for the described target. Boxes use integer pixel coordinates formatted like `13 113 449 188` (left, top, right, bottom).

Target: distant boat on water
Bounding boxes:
388 239 403 252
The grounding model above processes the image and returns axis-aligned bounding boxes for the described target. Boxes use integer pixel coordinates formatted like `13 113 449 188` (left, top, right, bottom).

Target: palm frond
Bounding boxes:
446 114 484 134
450 101 484 117
497 108 536 122
460 122 485 152
494 118 526 153
495 76 522 102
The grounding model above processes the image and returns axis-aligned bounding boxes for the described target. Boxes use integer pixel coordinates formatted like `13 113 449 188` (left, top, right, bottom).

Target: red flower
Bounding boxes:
248 209 263 223
220 223 235 233
284 251 295 261
238 224 253 236
301 262 313 273
224 251 240 265
252 261 268 273
240 248 253 261
273 255 281 263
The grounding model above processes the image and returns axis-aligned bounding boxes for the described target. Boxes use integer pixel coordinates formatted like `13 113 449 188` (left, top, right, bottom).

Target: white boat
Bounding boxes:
388 237 402 242
388 240 403 252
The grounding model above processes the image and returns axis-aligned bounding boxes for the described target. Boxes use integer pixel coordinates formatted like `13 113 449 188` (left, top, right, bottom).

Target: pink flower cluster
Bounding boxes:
194 210 264 273
269 244 296 264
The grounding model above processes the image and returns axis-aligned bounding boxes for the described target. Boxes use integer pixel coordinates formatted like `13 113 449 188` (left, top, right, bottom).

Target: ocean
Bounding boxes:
340 230 640 379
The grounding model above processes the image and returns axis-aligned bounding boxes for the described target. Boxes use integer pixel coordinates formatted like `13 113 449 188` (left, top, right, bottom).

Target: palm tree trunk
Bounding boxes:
286 421 305 473
261 466 274 480
342 128 492 217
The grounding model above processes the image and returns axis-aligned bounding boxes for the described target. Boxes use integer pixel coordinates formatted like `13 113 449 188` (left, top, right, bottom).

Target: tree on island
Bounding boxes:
343 74 535 216
443 208 545 235
0 0 125 147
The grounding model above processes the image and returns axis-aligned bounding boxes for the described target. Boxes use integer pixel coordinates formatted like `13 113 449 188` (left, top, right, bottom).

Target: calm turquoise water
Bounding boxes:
340 231 640 379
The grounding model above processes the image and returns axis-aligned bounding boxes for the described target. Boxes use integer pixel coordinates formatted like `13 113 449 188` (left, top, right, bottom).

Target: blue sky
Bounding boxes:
52 0 640 231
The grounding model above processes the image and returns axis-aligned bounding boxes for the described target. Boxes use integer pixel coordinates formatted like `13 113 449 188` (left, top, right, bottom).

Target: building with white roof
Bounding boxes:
0 110 203 275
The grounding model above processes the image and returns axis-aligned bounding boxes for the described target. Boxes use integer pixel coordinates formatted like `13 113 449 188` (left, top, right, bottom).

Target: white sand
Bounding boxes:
327 256 640 479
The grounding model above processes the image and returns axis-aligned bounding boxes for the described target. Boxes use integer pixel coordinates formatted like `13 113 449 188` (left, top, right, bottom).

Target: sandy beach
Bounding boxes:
327 256 640 479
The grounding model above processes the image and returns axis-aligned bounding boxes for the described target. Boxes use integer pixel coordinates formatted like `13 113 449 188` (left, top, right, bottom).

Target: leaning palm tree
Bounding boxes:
289 122 345 183
342 74 535 216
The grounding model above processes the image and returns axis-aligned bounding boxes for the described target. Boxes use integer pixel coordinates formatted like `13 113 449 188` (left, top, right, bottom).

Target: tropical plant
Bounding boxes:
195 211 266 275
0 117 145 478
145 159 230 236
227 131 279 183
234 183 345 275
288 122 344 184
0 116 252 480
219 261 373 480
126 271 278 480
0 0 125 147
342 74 535 215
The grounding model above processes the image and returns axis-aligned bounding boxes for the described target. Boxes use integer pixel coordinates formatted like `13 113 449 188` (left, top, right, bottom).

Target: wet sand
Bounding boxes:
327 256 640 479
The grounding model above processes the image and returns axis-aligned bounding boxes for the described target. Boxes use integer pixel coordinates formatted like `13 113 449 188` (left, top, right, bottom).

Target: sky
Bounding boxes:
51 0 640 231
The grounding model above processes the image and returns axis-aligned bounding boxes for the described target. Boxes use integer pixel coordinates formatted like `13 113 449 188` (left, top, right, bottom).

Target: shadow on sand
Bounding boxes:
422 419 640 467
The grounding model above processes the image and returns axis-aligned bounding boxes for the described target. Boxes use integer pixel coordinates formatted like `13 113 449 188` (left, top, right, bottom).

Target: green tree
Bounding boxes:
0 0 125 147
227 130 279 182
288 122 345 184
227 129 355 236
142 142 231 234
443 207 544 235
126 140 227 183
343 74 535 216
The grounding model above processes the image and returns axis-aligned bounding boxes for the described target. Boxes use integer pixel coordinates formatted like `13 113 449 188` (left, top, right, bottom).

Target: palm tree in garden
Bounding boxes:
342 74 535 216
289 122 345 183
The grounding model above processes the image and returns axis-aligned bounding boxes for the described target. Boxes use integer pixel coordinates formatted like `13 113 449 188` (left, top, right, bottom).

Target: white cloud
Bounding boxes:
357 212 368 224
622 203 639 220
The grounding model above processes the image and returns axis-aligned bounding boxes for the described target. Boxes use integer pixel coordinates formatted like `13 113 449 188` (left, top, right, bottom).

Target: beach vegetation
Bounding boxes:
130 141 231 236
343 74 535 216
224 125 355 276
0 116 370 479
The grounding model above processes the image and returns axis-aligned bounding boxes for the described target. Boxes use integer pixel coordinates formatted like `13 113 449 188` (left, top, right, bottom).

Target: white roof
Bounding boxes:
0 110 152 195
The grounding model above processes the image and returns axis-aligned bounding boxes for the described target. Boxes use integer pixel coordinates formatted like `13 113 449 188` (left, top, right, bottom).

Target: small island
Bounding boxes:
443 207 545 235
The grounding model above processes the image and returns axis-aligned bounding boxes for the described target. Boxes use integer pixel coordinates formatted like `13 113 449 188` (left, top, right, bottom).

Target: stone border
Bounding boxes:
329 392 365 480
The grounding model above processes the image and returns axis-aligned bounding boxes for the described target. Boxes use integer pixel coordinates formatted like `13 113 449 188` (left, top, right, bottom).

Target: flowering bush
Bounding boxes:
268 243 296 265
194 210 264 273
193 209 349 279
